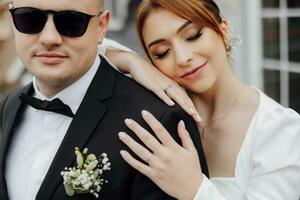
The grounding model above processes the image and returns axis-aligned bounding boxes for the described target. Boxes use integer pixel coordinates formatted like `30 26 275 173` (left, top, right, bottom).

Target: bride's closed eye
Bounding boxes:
153 49 170 60
152 28 203 60
186 29 203 42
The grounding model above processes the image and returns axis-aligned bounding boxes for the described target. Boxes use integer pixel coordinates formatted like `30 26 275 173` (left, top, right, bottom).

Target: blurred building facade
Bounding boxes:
1 0 299 112
105 0 300 114
0 1 29 108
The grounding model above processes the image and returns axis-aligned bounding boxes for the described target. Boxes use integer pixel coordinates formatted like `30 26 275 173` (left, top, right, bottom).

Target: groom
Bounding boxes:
0 0 208 199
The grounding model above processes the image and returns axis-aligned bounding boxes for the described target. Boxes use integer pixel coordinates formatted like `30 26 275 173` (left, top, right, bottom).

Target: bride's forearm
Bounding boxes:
105 48 137 73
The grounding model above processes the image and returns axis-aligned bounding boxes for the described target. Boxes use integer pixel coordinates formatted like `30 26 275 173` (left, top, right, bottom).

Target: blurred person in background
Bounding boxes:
0 0 30 108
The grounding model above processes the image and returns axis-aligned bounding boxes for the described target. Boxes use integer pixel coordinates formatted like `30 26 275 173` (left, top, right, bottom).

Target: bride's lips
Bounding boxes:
180 61 208 80
34 52 68 65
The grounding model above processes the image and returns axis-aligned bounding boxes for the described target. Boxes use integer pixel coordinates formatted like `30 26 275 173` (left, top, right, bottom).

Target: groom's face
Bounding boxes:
11 0 109 92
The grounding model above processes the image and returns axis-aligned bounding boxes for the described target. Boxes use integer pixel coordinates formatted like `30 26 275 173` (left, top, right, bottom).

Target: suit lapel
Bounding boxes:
0 84 33 200
36 56 117 200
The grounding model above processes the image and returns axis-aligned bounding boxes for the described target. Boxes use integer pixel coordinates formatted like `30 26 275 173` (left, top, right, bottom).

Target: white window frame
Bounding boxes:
261 0 300 107
239 0 263 89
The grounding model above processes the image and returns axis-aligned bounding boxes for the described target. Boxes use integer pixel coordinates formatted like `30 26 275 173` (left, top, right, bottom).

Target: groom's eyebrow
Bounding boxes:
148 21 192 49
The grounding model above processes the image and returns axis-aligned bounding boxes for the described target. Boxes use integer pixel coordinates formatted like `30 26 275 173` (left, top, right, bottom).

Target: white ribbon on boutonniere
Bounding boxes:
61 147 111 198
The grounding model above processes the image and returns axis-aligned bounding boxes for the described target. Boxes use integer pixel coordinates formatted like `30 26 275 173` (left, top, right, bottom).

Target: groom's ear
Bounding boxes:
97 11 110 44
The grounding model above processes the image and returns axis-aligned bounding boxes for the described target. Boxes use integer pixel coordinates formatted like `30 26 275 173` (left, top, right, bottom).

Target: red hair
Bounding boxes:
136 0 225 59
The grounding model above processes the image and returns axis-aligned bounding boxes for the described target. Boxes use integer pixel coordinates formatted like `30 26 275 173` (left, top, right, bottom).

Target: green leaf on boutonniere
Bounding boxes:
75 147 84 168
64 182 75 196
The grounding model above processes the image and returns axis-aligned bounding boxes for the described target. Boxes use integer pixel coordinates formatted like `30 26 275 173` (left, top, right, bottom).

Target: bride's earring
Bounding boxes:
226 23 242 57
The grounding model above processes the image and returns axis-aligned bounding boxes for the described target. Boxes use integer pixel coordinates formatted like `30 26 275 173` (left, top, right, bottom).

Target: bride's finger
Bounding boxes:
118 132 153 162
141 110 178 148
120 150 154 178
124 119 163 153
152 86 175 106
164 87 201 123
177 121 196 151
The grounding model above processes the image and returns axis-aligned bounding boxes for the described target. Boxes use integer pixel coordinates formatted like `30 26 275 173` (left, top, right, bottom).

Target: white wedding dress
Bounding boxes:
193 89 300 200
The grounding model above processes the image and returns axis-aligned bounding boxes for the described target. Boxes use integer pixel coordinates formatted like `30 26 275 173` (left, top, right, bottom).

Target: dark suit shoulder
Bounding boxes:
113 70 181 114
112 66 196 137
1 84 30 115
0 84 31 133
110 66 209 176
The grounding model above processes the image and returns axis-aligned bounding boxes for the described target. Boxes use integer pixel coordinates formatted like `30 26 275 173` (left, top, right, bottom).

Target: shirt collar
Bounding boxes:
32 55 101 115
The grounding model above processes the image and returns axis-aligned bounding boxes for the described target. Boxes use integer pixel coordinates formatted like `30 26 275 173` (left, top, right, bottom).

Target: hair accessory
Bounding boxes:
226 22 242 57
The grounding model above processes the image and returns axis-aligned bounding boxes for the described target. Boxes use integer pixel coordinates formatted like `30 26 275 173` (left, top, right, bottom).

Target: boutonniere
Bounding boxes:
61 147 111 198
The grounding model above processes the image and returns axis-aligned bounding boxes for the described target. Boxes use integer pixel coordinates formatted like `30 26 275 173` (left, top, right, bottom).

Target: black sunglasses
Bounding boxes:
9 7 101 37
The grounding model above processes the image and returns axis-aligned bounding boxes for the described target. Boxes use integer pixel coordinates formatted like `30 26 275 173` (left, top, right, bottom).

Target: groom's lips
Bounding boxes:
35 52 68 65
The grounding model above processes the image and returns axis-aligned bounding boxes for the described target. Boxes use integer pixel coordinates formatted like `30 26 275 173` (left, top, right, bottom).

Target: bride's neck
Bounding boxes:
189 70 246 123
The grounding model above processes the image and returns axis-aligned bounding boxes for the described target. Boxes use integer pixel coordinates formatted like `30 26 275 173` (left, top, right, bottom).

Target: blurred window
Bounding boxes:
263 0 280 8
288 17 300 62
262 0 300 113
264 69 281 102
289 72 300 112
287 0 300 8
263 18 280 60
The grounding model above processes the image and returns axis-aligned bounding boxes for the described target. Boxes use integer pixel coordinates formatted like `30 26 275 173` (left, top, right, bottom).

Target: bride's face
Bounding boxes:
142 9 229 94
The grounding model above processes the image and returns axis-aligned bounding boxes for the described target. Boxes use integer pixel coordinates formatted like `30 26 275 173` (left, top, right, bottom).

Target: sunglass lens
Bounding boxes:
55 11 90 37
11 8 47 34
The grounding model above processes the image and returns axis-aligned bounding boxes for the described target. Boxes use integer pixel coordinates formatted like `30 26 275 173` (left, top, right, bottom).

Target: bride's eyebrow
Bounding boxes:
177 21 192 34
148 21 192 49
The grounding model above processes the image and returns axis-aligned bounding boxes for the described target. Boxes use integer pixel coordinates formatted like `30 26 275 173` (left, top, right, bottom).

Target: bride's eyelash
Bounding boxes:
154 49 170 60
152 28 203 60
186 29 203 42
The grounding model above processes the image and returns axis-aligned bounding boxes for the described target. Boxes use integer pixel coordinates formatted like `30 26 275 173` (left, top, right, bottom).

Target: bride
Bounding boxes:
101 0 300 199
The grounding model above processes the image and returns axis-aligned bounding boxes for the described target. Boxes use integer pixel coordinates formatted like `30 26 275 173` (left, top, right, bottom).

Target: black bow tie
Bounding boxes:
20 93 75 118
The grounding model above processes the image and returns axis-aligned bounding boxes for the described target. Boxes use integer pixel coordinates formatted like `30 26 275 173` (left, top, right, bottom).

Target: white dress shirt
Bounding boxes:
5 55 101 200
193 89 300 200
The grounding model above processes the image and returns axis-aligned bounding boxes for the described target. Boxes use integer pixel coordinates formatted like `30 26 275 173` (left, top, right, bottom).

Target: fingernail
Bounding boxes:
124 119 132 125
120 150 126 156
195 114 202 122
118 132 126 139
179 120 185 129
189 108 196 114
141 110 149 116
169 100 175 106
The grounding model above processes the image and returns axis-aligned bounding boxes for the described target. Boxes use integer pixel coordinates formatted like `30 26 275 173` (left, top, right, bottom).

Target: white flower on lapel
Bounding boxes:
61 147 111 198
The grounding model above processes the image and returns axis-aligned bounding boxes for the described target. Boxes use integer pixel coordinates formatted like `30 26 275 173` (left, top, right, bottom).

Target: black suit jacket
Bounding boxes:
0 56 208 200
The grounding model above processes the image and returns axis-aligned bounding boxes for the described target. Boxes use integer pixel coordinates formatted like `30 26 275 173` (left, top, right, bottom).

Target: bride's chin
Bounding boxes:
185 80 215 95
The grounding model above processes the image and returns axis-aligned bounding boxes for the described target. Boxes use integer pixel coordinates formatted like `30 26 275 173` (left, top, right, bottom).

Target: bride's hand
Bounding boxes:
105 49 201 123
119 110 203 200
